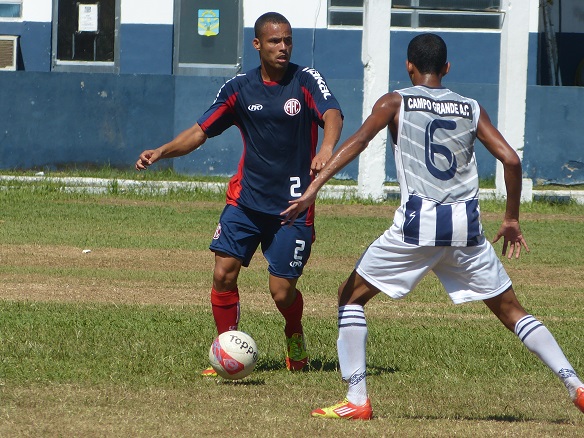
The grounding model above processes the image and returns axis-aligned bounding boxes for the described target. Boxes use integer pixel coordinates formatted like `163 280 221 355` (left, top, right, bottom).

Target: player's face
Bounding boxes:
254 22 293 74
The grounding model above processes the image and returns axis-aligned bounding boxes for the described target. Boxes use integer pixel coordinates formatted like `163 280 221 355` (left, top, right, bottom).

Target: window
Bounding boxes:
0 0 22 18
173 0 243 76
51 0 120 72
329 0 503 30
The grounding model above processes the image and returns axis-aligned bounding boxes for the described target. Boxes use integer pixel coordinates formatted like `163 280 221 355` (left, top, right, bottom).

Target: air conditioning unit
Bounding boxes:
0 36 18 71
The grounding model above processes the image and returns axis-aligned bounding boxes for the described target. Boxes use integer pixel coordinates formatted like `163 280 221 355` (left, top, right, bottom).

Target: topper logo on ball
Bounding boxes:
209 330 259 380
228 333 258 361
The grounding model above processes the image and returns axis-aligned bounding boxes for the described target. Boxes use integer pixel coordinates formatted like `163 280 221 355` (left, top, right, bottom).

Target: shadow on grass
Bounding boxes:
215 378 266 386
400 414 574 424
255 356 399 374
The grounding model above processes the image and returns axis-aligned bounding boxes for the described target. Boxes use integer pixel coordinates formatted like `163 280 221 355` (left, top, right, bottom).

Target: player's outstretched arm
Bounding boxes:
281 93 400 224
476 105 529 259
311 109 343 175
136 123 208 171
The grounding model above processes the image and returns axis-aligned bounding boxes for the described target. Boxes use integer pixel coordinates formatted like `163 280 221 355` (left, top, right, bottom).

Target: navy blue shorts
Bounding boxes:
209 204 314 278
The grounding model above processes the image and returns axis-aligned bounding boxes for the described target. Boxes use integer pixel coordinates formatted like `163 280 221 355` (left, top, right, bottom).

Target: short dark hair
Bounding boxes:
407 33 447 75
254 12 291 38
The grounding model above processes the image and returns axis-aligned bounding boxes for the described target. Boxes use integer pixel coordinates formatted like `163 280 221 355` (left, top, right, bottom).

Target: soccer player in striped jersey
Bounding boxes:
282 33 583 419
136 12 343 375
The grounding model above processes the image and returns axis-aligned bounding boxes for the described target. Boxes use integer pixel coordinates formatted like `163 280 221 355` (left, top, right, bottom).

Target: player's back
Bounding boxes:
392 85 482 246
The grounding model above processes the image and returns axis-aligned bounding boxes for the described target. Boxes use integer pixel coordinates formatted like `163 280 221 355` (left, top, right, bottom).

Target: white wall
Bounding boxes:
22 0 52 22
121 0 174 24
243 0 327 28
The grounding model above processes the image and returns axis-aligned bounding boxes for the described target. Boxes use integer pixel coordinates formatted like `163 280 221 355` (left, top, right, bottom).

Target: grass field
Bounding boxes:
1 176 584 437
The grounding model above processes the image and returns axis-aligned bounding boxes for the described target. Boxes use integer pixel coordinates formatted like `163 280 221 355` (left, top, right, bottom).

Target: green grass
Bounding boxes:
1 178 583 436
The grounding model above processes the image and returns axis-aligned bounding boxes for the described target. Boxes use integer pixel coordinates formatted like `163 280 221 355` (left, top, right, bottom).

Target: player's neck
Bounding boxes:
411 72 444 88
260 65 287 83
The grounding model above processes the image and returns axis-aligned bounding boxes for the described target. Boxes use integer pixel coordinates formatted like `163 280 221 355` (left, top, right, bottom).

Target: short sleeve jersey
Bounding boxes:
197 63 343 225
391 85 482 247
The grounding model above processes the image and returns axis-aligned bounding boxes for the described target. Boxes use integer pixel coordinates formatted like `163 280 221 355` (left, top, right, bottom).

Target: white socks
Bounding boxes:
515 315 583 399
337 304 369 406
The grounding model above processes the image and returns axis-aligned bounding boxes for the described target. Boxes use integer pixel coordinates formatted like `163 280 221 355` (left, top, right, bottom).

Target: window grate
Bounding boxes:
329 0 503 29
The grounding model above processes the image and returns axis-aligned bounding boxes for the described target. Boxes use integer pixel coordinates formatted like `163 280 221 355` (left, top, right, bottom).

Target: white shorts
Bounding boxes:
355 227 512 304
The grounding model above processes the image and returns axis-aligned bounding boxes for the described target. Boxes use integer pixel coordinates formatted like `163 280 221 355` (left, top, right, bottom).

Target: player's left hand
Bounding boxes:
310 150 332 176
492 219 530 259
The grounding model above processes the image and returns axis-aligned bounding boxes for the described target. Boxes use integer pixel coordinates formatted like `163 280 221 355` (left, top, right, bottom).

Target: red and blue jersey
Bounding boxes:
197 63 343 225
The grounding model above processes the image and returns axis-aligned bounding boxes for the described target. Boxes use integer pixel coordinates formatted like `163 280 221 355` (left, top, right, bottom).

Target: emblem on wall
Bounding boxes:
198 9 220 36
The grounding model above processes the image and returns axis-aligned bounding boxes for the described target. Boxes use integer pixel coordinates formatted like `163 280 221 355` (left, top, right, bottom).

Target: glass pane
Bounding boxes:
178 0 241 65
330 0 363 7
391 12 411 28
418 0 501 11
418 13 501 29
329 10 363 26
57 0 116 61
0 4 21 17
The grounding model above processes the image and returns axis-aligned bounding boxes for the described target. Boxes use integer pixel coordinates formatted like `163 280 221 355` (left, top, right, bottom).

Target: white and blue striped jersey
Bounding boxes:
391 85 482 247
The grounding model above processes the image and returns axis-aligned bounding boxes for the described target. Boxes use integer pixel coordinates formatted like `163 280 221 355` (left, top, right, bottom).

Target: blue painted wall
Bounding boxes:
0 21 51 71
0 21 583 184
524 85 584 184
119 24 174 75
0 72 174 169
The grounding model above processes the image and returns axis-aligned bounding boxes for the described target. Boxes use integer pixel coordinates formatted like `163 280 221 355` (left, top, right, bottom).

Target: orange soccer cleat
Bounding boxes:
285 333 308 371
574 386 584 413
311 398 373 420
201 366 218 377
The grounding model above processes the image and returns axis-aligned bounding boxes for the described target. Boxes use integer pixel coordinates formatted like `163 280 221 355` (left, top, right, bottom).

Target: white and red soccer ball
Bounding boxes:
209 330 259 380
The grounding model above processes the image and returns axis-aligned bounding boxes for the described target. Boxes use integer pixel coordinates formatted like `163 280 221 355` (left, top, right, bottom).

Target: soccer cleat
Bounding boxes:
311 398 373 420
574 386 584 413
201 366 218 377
285 333 308 371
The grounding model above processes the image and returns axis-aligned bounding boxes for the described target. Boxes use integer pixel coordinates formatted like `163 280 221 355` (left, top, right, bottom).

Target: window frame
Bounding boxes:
0 0 23 20
173 0 243 77
328 0 504 31
50 0 120 73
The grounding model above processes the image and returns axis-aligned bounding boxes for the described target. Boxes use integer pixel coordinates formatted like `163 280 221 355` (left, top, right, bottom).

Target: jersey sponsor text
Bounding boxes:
405 96 472 119
302 67 332 100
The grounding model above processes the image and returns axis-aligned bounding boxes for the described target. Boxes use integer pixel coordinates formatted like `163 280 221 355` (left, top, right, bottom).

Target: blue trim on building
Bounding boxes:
524 85 584 184
119 23 174 75
243 28 502 84
0 71 174 169
0 21 583 184
0 21 51 71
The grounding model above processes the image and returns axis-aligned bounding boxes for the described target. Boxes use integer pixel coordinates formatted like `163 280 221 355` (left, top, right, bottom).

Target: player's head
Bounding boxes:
253 12 293 78
254 12 291 39
407 33 448 75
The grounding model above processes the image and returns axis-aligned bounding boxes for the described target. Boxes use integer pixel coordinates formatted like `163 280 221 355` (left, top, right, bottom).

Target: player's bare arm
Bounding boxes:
281 93 401 224
476 105 529 259
136 123 208 171
311 109 343 175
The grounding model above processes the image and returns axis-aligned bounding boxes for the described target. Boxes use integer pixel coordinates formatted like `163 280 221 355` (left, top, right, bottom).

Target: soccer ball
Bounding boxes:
208 330 259 380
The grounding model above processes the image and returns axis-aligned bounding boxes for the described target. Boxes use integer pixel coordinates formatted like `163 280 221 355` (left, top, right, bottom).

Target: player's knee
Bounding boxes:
213 268 238 291
270 286 296 308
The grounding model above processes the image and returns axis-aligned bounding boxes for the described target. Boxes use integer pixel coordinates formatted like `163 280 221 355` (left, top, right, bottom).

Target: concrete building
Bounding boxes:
0 0 583 187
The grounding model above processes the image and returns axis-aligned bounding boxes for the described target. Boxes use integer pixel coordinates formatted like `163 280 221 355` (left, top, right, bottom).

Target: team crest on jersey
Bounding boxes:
284 98 301 116
213 223 222 240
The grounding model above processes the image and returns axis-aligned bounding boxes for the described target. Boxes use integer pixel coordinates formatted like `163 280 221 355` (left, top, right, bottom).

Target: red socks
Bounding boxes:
211 288 240 334
212 288 303 337
276 290 304 338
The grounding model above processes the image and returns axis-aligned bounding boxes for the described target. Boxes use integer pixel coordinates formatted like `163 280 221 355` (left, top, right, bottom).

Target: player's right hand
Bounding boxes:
135 149 160 171
280 192 316 226
492 218 530 259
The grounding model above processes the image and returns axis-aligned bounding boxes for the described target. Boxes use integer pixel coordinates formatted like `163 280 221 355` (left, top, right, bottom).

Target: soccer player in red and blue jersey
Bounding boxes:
136 12 343 375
